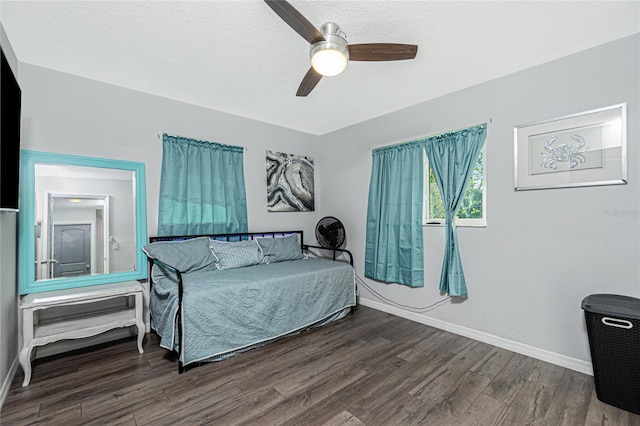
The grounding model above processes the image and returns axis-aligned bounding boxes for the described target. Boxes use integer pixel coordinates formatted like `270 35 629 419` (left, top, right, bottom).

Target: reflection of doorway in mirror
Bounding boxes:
38 194 110 280
52 223 91 278
33 162 136 283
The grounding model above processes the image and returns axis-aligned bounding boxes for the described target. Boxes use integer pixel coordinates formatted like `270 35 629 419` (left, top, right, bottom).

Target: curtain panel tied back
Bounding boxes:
158 134 248 236
364 124 486 296
424 124 486 297
365 141 425 288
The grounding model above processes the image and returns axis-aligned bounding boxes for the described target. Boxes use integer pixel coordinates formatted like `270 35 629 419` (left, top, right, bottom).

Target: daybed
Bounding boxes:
143 231 356 372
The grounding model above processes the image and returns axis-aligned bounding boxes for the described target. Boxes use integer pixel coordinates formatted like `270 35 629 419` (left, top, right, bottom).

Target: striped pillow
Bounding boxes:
210 239 264 270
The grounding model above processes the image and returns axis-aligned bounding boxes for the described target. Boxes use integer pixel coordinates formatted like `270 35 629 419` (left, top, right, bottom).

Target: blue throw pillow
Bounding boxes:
257 234 306 264
210 239 264 270
142 237 217 274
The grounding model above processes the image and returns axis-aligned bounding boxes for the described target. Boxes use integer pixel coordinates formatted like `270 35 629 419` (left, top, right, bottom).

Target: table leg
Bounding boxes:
19 346 35 387
20 308 35 386
134 292 144 353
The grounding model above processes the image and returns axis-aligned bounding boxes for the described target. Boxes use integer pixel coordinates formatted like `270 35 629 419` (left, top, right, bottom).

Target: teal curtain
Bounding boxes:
158 134 248 236
365 142 425 287
424 124 486 297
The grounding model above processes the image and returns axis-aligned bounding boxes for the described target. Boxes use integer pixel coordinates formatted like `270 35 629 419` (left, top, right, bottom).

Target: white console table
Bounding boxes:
19 281 145 386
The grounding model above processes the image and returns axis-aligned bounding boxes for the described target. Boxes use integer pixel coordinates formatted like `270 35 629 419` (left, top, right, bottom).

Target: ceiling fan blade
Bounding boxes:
348 44 418 61
296 67 322 97
264 0 325 44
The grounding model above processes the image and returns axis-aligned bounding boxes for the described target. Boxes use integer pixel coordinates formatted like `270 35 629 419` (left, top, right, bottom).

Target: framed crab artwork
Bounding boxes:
514 103 627 190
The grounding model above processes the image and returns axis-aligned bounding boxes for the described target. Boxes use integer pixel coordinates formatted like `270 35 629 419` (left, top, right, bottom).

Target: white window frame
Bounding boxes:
423 147 487 228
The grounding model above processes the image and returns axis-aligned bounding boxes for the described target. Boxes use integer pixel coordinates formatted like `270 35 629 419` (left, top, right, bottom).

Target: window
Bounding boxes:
424 149 486 227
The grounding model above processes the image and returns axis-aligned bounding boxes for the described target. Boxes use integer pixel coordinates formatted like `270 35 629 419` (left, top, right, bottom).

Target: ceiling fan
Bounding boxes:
264 0 418 97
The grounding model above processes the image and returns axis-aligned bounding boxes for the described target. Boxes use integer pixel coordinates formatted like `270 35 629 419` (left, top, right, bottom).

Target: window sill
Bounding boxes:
424 220 486 228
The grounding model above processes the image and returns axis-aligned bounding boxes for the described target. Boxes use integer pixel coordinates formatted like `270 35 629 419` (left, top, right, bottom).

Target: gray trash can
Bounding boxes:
581 294 640 414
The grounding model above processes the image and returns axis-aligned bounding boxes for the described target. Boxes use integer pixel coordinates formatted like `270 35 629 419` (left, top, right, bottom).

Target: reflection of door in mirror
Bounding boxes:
34 164 135 282
42 194 110 280
53 223 91 278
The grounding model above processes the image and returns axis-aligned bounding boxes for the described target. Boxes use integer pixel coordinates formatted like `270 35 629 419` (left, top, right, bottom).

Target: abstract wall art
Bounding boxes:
266 150 315 212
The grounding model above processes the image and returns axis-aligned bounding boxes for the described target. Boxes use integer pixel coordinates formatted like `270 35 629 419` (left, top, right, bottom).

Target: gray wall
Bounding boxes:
0 23 19 409
19 64 325 239
0 212 18 406
317 34 640 369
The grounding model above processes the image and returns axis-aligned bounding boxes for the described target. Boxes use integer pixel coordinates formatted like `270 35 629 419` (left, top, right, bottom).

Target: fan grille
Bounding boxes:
315 216 345 249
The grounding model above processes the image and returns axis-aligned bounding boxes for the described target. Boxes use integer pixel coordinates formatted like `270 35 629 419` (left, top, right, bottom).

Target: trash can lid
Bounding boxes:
581 294 640 320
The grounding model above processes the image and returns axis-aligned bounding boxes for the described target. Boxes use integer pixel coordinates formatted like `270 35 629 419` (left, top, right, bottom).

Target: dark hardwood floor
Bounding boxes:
2 306 639 425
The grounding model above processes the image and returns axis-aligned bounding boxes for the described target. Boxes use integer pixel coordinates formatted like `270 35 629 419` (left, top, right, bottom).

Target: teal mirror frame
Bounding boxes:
18 150 148 294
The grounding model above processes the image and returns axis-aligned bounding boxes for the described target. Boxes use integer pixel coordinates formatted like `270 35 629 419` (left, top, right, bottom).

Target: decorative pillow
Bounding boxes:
151 264 175 284
142 237 217 274
257 234 306 264
210 239 264 270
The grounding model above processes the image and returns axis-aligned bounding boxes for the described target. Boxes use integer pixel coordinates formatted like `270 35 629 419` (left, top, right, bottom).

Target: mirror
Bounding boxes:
19 151 148 294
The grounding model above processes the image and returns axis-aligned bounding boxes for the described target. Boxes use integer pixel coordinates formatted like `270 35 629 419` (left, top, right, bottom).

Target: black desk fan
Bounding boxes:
306 216 352 265
316 216 345 250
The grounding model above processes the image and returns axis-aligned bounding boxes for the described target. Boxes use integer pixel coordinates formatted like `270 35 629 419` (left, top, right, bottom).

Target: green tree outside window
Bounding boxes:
427 150 484 221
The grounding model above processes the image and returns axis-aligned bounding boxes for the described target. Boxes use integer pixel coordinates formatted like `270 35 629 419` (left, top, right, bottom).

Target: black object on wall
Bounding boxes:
0 47 22 211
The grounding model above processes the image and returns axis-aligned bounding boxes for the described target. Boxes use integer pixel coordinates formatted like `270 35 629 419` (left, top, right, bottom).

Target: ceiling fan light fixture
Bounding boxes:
311 47 348 76
309 22 349 77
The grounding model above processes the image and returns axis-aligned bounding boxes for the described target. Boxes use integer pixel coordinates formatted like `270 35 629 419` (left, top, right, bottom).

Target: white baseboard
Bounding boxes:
0 354 19 412
358 297 593 376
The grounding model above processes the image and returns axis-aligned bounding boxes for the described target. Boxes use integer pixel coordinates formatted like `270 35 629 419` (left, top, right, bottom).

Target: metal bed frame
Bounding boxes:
146 230 353 373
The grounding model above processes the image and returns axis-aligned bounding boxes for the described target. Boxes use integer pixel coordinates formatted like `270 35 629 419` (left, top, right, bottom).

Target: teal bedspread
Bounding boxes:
150 257 356 365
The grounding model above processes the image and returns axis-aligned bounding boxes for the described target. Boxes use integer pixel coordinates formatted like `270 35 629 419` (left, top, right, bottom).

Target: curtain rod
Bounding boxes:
157 132 246 151
368 120 491 151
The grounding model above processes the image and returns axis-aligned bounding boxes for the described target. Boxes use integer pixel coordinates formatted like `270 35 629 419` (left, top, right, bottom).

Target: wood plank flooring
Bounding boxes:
2 306 639 425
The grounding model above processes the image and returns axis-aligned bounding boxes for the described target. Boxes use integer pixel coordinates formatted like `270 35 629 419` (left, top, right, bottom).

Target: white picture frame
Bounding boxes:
514 103 627 191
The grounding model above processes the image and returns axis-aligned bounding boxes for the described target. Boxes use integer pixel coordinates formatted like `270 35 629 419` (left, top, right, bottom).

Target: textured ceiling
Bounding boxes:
1 1 638 135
